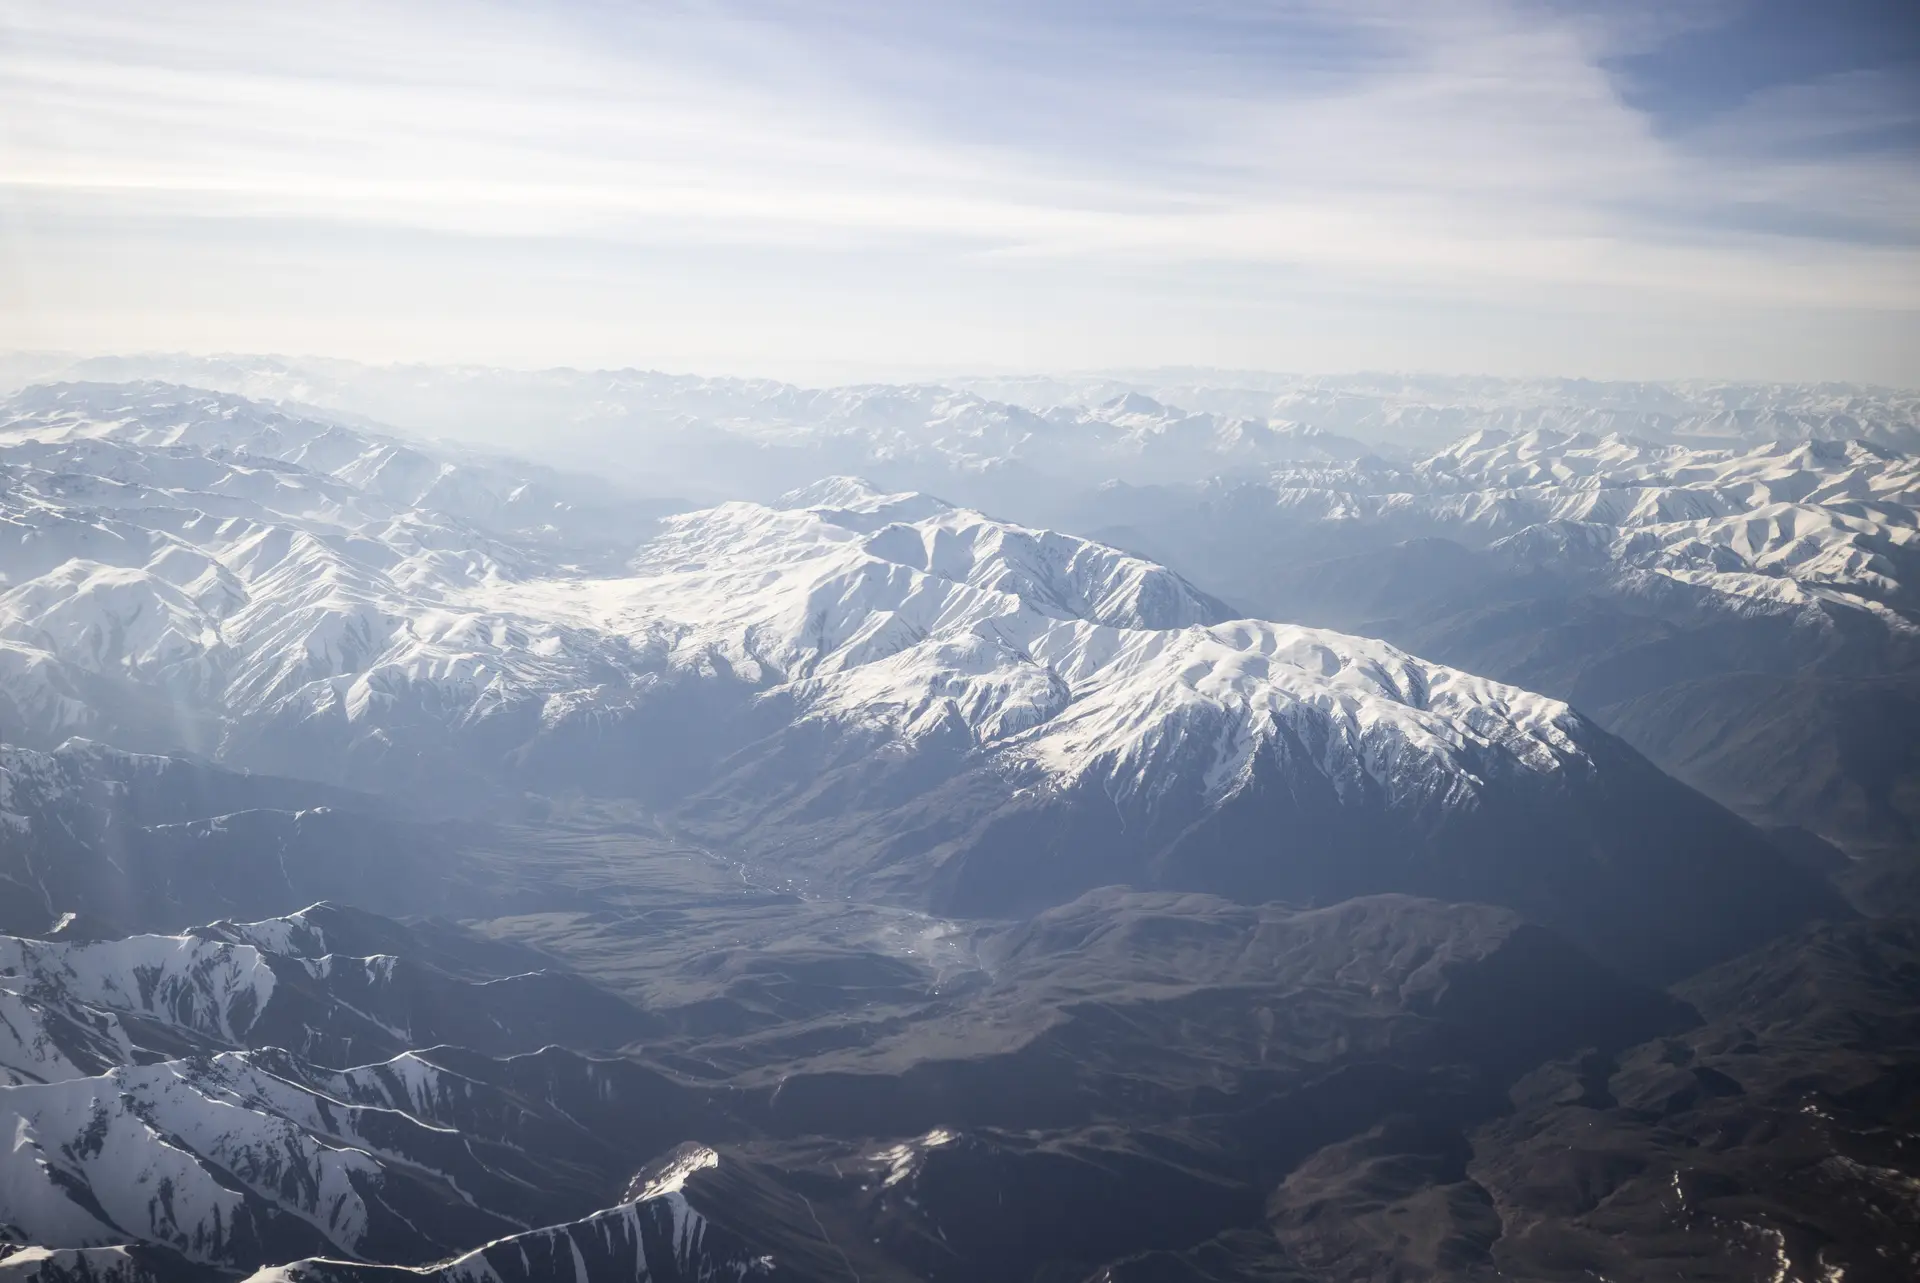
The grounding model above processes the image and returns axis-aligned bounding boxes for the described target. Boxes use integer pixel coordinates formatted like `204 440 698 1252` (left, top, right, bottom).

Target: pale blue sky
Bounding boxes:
3 0 1917 382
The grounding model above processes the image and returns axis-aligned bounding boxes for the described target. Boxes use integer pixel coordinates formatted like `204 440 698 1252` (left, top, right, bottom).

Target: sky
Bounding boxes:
3 0 1918 384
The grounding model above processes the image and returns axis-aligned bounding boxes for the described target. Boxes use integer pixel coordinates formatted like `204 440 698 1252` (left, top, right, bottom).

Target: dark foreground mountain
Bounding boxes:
0 741 513 939
4 885 1909 1282
1601 671 1920 913
1044 916 1920 1282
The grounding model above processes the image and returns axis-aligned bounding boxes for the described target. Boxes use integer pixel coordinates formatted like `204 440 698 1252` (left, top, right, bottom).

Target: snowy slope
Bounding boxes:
0 1245 196 1283
459 476 1580 818
0 988 135 1087
1 1061 392 1263
0 386 598 754
0 382 659 549
0 909 683 1273
0 1041 710 1270
0 934 278 1048
0 901 651 1072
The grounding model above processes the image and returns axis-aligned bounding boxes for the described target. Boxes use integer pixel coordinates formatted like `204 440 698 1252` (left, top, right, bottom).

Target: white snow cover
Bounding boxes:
0 1042 533 1265
0 986 135 1086
202 906 335 959
0 377 1597 811
0 1062 382 1260
874 1127 956 1188
1215 428 1920 625
236 1191 766 1283
0 934 278 1044
323 1049 477 1122
0 388 567 749
0 1246 155 1282
470 479 1584 805
624 1143 721 1202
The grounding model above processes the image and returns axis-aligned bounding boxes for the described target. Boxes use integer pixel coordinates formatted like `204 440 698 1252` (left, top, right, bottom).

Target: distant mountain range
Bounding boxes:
4 357 1915 498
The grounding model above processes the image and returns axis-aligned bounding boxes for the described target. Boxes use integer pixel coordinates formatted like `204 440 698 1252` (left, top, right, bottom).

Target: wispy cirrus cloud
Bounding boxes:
1 0 1916 377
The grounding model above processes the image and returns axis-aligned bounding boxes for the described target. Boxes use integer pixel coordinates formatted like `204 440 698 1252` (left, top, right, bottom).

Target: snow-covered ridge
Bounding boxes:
0 910 408 1085
0 934 278 1046
0 381 648 547
0 906 681 1274
0 1247 152 1282
0 918 423 1266
966 370 1920 454
240 1189 773 1283
4 381 1869 937
2 1043 564 1269
1220 428 1920 625
468 476 1582 807
0 385 628 753
0 379 1595 814
1 1061 387 1261
197 904 338 958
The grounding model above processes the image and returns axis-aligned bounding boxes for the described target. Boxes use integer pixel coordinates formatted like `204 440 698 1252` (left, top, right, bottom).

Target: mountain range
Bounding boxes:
0 383 1841 977
2 367 1916 1281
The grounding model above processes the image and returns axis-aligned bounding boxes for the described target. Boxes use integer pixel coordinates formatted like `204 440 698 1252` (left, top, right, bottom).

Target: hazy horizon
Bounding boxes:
7 347 1920 396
